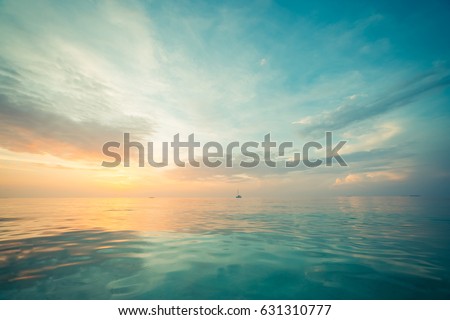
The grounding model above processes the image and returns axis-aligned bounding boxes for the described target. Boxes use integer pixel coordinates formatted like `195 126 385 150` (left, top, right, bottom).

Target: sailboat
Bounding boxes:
236 189 242 198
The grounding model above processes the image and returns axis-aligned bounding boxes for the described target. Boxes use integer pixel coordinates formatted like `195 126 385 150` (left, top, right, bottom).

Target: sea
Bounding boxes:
0 197 449 299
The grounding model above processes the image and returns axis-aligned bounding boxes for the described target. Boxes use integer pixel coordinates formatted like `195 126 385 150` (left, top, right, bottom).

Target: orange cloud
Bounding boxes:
334 170 407 187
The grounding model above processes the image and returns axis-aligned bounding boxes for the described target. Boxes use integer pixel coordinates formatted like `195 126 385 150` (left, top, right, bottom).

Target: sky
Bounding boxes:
0 0 449 198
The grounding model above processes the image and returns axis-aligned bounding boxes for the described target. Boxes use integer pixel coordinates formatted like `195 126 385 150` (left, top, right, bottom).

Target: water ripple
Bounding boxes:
0 197 449 299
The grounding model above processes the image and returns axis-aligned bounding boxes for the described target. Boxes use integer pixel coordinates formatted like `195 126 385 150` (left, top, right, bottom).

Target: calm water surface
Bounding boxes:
0 197 449 299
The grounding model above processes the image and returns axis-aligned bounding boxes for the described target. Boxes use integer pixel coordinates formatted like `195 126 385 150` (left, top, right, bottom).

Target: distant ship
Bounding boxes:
236 189 242 198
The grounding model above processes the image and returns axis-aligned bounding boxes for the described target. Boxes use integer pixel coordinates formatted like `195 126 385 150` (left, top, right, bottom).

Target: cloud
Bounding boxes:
294 69 450 136
164 156 307 183
0 94 152 161
0 1 165 161
333 170 407 187
0 0 284 146
340 121 402 154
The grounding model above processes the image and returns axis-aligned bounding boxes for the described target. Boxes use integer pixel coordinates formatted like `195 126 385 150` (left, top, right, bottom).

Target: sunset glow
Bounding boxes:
1 0 449 197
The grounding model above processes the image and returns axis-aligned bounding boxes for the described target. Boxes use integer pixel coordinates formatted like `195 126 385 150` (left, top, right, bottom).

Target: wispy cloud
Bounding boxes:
0 94 151 160
294 69 450 136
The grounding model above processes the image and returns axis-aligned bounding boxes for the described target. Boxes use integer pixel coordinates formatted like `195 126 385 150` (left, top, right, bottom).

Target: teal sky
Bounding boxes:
0 0 449 197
